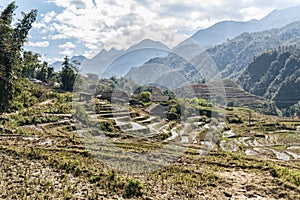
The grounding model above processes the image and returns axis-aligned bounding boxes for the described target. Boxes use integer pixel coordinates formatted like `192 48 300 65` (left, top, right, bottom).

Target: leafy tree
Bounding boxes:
0 2 37 113
21 51 40 78
138 91 151 102
47 66 55 79
36 61 48 82
60 56 77 91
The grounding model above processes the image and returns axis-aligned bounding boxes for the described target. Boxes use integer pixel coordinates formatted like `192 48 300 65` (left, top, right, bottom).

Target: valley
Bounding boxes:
1 1 300 199
1 84 300 199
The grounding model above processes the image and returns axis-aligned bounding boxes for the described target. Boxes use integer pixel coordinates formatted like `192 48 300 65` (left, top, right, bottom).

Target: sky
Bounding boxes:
1 0 300 63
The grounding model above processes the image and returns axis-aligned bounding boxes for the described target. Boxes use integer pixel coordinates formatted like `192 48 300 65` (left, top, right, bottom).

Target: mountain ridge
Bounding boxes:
81 39 170 77
237 46 300 110
191 4 300 47
126 22 300 86
51 55 87 71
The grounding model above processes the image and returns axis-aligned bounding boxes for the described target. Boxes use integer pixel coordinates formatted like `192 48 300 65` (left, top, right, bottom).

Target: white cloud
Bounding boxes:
58 42 76 56
32 22 46 29
49 33 67 40
44 10 56 23
59 41 76 49
27 41 50 47
46 56 63 64
83 49 97 59
59 49 74 56
39 0 300 57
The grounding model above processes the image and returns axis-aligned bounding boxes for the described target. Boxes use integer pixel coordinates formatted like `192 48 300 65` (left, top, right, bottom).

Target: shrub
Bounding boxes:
226 115 243 123
99 119 116 132
139 91 151 102
124 178 143 198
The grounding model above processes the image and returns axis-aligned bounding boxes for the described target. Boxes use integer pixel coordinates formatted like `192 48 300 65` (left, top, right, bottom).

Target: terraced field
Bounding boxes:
0 95 300 199
220 130 300 160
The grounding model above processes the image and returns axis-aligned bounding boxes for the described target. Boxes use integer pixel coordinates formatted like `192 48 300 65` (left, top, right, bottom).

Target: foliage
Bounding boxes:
124 178 143 198
272 166 300 186
138 91 151 102
60 56 77 92
226 115 243 124
227 101 235 107
99 119 116 132
21 51 40 78
95 77 139 94
238 45 300 112
208 22 300 78
0 2 37 113
35 61 48 82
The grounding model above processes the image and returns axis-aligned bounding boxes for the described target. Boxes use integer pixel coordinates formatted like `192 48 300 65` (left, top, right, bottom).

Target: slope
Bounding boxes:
191 4 300 47
237 46 300 109
81 39 170 77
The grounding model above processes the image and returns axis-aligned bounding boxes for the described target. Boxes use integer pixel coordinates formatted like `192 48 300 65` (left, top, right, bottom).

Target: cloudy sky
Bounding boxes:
2 0 300 63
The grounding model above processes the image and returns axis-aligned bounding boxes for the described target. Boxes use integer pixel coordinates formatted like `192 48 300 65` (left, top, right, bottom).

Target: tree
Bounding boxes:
36 61 48 82
47 66 55 80
0 2 37 113
60 56 77 91
139 91 151 102
227 101 235 107
21 51 40 78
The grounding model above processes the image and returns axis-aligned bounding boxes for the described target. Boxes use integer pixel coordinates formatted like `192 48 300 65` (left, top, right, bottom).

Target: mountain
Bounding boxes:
191 4 300 47
174 79 279 115
126 22 300 85
208 22 300 78
51 55 87 71
125 38 224 89
237 46 300 109
81 39 170 77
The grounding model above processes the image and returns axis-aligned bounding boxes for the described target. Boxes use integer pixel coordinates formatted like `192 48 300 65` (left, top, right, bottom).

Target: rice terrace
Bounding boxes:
1 1 300 199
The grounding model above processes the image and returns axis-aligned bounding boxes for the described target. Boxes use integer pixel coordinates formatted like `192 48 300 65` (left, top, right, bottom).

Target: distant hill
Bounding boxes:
81 39 170 77
125 51 202 88
51 55 87 71
127 22 300 84
173 79 279 115
191 4 300 47
207 21 300 78
237 46 300 109
125 39 219 88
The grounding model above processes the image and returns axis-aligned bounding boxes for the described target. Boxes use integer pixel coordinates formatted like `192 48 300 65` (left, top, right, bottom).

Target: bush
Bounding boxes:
99 119 116 132
124 178 143 198
226 115 243 123
139 91 151 102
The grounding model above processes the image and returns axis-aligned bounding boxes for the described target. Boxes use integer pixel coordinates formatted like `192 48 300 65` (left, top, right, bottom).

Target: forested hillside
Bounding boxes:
127 22 300 83
237 46 300 115
208 22 300 78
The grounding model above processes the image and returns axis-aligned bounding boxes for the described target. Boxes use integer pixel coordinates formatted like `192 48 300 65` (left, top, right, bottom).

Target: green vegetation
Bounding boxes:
138 91 151 102
238 45 300 116
1 2 300 199
60 56 77 92
0 2 37 113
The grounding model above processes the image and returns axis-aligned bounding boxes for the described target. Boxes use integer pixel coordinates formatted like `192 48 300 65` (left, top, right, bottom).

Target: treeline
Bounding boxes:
0 2 78 113
0 2 37 113
237 44 300 117
207 22 300 78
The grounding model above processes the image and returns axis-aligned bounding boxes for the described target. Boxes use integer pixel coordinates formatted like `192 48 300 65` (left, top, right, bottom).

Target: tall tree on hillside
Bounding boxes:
21 51 40 78
0 2 37 113
36 61 48 82
60 56 77 91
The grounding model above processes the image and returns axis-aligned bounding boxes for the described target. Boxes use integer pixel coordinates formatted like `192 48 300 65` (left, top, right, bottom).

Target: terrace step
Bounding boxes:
112 116 131 122
98 112 130 118
139 116 157 125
